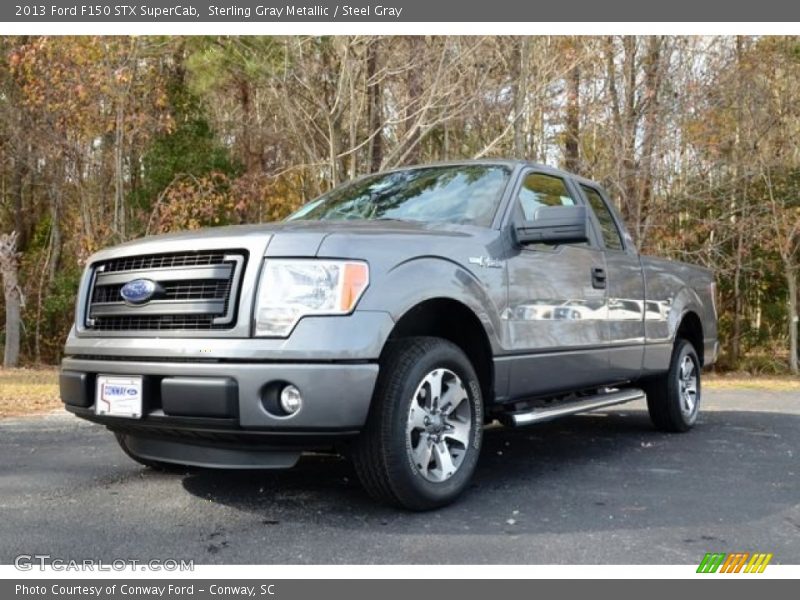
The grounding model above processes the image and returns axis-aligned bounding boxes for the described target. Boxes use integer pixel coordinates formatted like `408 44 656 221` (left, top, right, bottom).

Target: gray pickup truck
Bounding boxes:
60 160 718 509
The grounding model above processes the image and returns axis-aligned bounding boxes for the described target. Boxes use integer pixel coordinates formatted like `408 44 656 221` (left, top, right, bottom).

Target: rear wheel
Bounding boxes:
352 337 483 510
643 338 701 432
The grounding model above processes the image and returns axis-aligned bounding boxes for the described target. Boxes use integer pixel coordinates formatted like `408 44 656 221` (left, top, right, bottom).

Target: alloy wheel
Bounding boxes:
406 368 472 483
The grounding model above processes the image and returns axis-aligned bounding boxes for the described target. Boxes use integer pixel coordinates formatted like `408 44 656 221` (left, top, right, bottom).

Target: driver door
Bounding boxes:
503 171 609 398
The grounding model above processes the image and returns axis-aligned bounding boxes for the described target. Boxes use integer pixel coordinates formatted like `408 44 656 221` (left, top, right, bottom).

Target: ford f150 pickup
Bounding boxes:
60 160 718 509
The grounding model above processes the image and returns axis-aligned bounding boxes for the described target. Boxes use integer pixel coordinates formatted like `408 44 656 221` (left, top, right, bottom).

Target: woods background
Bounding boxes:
0 35 798 372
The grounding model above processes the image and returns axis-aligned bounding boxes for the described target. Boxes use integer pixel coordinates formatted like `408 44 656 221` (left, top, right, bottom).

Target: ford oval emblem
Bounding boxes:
120 278 158 305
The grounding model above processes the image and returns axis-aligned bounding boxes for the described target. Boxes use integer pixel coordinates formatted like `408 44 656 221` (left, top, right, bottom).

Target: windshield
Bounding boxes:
287 165 511 227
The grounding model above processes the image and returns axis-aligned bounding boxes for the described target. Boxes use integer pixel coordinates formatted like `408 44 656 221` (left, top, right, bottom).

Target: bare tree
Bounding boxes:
762 167 800 374
512 37 530 157
0 232 23 368
564 37 581 173
2 35 800 370
366 38 383 172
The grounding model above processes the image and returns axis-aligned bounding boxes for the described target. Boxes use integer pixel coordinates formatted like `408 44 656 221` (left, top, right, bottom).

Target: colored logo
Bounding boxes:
697 552 773 573
120 279 159 305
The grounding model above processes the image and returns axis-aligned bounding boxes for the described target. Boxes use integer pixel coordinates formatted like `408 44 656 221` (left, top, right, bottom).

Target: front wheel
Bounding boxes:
643 338 701 432
352 337 483 510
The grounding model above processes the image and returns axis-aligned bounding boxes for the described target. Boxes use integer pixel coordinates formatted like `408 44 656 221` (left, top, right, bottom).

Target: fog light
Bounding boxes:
279 385 303 415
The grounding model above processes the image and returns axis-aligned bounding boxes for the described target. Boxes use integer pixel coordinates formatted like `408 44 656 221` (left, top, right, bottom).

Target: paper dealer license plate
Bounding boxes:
95 375 143 418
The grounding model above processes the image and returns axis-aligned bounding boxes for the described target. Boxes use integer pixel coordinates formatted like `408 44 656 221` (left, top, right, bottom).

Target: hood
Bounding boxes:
89 219 478 263
269 219 478 258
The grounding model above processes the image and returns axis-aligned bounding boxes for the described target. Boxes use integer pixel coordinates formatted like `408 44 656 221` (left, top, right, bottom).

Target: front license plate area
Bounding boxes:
95 375 143 418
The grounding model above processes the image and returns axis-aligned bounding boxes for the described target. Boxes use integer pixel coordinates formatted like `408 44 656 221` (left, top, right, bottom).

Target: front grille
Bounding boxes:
102 251 228 273
85 250 246 333
89 315 219 331
91 279 231 303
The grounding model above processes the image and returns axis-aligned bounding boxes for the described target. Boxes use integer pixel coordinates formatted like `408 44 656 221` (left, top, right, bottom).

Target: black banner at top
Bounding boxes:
4 0 800 22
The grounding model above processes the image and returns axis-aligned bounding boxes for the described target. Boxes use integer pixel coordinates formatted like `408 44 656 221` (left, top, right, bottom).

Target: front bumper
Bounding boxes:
60 355 379 467
61 356 378 430
60 311 394 467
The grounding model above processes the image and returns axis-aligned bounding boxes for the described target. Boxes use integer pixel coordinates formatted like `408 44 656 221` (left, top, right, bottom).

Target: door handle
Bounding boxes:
591 267 607 289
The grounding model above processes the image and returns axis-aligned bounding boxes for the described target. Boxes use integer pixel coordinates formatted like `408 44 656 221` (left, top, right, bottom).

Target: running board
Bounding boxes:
504 388 646 427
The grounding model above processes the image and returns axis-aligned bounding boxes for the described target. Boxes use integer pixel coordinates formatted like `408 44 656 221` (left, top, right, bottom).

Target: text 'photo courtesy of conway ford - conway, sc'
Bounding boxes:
60 160 718 510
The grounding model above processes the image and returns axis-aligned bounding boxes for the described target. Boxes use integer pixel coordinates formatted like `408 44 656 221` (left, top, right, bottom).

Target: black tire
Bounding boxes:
643 338 702 432
114 433 194 473
352 337 483 510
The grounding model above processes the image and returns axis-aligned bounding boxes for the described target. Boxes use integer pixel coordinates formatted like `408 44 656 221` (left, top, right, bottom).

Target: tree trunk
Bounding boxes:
730 227 744 365
728 36 745 368
564 39 580 173
328 119 340 187
366 39 383 172
48 184 62 286
3 287 21 368
513 37 530 158
10 37 30 251
637 36 663 245
11 155 28 252
621 36 639 244
788 264 798 375
1 232 22 368
348 68 358 180
404 37 423 165
114 102 126 239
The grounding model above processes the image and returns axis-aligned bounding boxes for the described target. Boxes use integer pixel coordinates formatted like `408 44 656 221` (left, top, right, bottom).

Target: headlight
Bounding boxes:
254 259 369 337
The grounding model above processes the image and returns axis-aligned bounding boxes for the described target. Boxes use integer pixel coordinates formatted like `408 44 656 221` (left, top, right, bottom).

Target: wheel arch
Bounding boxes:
676 310 704 365
385 297 495 404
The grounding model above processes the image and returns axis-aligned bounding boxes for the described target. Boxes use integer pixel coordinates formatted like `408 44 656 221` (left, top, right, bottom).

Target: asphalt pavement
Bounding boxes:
1 388 798 564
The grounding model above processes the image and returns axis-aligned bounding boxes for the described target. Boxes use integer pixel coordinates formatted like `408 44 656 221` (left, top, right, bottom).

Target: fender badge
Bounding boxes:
469 256 503 269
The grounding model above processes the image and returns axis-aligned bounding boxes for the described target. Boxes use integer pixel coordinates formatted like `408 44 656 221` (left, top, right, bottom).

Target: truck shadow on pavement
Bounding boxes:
179 408 800 537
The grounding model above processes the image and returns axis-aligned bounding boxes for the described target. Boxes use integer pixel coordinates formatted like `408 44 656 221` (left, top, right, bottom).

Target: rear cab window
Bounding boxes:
579 184 624 251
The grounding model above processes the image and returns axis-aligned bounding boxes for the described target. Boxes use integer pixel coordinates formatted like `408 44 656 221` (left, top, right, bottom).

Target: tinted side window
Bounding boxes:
581 185 623 250
517 173 575 221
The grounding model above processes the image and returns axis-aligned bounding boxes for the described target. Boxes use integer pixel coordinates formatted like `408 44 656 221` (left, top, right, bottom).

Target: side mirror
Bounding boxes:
515 205 589 245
